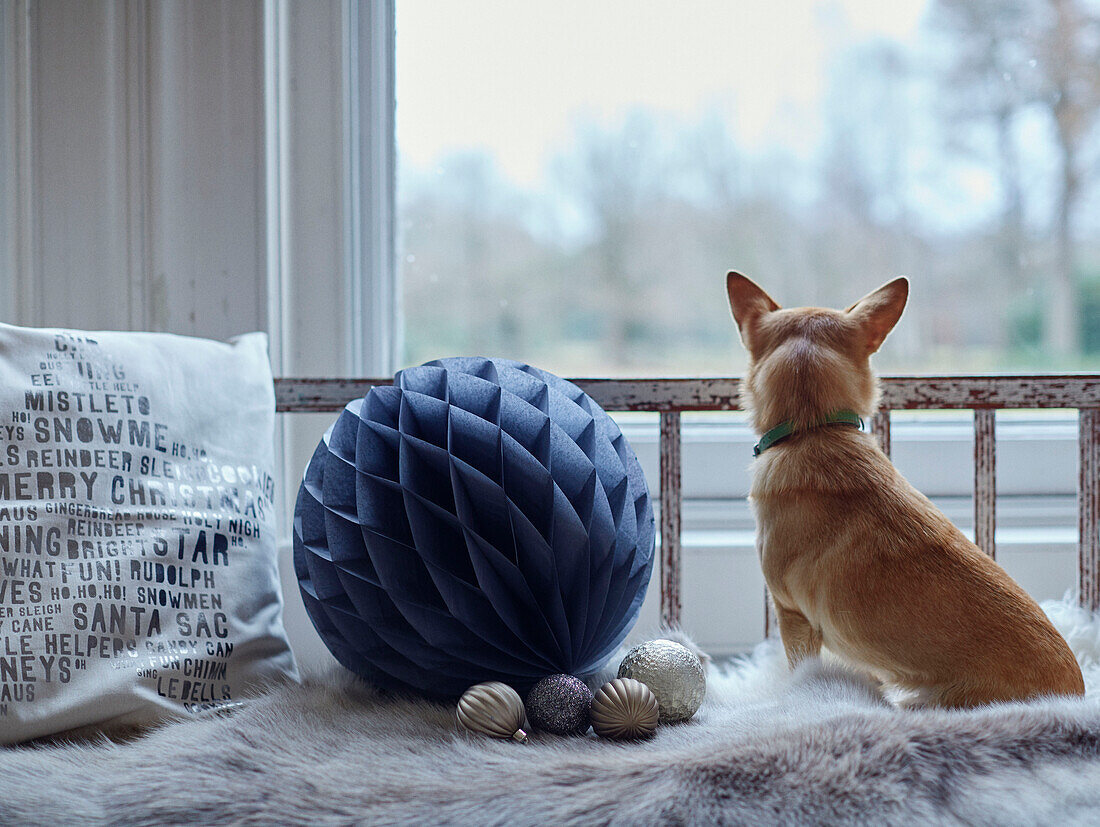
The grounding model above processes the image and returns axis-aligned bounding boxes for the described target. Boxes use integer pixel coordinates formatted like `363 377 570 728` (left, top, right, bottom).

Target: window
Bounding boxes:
2 2 1093 659
397 0 1100 377
396 0 1098 653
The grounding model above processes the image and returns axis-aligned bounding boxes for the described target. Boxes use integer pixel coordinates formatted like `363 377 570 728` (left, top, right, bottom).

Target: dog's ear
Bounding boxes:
726 272 780 345
846 277 909 354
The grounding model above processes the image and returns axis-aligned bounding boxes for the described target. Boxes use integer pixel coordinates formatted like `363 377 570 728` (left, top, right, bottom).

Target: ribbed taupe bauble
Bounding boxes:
590 678 659 740
525 674 593 736
617 639 706 723
456 682 529 743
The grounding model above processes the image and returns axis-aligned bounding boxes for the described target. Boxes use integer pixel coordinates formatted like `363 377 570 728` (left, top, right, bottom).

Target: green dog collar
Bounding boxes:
753 409 864 457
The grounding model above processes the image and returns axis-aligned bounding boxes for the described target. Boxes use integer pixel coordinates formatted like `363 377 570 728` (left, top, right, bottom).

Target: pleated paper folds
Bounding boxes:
293 357 655 696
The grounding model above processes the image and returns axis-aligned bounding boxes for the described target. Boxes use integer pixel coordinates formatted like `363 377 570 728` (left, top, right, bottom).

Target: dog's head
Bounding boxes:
725 273 908 432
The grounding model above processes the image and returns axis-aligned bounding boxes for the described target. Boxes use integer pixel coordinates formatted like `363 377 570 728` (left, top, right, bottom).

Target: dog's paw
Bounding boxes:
789 658 890 708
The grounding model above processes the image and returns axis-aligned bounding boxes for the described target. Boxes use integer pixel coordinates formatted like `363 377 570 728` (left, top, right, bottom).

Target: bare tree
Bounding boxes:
399 151 545 364
931 0 1100 355
933 0 1031 283
553 112 664 367
1042 0 1100 354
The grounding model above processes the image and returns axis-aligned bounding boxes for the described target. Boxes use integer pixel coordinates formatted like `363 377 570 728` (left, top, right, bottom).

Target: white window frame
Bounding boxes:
263 0 397 379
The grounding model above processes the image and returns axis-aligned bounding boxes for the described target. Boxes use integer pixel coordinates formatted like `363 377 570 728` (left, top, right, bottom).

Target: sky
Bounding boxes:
396 0 931 187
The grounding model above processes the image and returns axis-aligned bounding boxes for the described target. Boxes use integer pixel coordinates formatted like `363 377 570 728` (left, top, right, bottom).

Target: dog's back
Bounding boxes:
727 272 1084 707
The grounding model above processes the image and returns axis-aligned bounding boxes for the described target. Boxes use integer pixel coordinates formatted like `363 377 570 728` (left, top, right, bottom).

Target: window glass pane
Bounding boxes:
397 0 1100 376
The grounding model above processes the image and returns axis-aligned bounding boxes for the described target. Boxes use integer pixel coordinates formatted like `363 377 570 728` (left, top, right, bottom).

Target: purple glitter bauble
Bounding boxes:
525 674 593 736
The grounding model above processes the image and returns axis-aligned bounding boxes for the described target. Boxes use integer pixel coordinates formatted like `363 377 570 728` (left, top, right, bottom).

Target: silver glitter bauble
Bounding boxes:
456 682 529 743
524 674 593 736
617 639 706 723
590 678 660 740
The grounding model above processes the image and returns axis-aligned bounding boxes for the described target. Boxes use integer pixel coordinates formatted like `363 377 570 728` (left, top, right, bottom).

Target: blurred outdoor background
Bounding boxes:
396 0 1100 377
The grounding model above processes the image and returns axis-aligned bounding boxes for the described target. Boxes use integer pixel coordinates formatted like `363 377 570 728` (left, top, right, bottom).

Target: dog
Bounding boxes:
726 272 1084 708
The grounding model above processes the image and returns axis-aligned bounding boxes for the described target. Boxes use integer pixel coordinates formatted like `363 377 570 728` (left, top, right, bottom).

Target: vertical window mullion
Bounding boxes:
344 0 397 377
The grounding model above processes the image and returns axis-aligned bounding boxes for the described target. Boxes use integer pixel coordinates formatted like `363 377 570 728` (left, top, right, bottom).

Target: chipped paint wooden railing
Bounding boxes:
275 375 1100 631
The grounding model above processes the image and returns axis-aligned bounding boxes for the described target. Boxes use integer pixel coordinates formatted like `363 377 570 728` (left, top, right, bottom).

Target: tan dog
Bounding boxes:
726 272 1084 708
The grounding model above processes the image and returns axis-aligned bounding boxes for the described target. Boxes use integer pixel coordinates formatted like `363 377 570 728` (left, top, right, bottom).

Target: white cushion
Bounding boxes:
0 324 298 743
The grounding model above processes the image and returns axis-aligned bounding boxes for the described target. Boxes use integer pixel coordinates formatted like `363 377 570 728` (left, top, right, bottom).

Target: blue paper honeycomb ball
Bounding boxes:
293 357 655 696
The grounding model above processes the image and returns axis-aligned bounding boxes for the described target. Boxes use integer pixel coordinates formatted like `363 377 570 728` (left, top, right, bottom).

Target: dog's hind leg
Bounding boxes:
903 680 1003 710
775 603 823 668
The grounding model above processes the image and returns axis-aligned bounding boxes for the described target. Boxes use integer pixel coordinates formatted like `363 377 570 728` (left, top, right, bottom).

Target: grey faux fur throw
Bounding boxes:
4 598 1100 826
